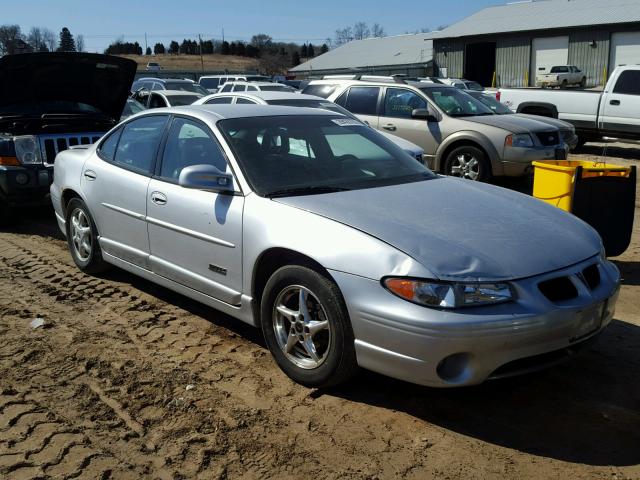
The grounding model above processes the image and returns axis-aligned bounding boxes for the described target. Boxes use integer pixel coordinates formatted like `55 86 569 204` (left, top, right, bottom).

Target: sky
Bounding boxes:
9 0 502 52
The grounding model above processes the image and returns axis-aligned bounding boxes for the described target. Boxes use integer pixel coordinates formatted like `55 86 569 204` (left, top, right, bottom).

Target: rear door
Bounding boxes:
600 69 640 138
82 115 169 268
146 116 244 304
378 87 439 156
334 86 380 128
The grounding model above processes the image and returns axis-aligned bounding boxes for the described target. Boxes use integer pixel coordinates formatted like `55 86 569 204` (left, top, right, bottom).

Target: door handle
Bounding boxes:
382 124 397 131
150 192 167 205
83 170 97 181
610 99 621 106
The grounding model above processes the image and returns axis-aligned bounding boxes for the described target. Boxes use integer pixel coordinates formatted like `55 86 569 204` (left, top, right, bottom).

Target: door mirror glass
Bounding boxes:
178 164 235 193
412 106 441 122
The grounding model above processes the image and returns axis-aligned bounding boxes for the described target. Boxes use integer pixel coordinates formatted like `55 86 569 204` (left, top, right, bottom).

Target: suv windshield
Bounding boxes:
164 82 209 95
419 87 494 117
218 115 434 197
467 92 512 114
165 94 201 106
301 84 338 98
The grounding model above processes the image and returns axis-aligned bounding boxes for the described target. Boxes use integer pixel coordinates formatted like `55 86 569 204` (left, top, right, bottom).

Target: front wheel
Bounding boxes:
444 146 491 182
260 265 358 388
65 198 109 274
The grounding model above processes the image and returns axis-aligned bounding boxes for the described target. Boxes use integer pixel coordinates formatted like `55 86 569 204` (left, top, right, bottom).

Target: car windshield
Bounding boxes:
218 115 434 197
266 99 359 119
419 87 494 117
301 84 338 98
464 81 484 91
260 84 294 92
164 82 208 95
468 92 512 114
165 95 201 106
123 99 146 115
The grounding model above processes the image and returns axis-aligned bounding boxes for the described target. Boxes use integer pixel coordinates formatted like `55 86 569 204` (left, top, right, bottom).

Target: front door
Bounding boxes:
146 116 244 305
601 69 640 138
378 87 440 156
82 115 169 268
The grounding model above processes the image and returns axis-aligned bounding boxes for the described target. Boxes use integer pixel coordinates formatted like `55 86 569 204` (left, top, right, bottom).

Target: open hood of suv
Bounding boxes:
0 53 137 121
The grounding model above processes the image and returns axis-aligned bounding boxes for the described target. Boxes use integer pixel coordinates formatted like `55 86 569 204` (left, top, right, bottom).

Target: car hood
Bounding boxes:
461 114 558 134
275 177 601 281
0 53 137 121
513 113 573 131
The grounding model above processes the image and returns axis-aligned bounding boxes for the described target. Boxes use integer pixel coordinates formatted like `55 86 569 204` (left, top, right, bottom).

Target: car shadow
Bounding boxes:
613 260 640 286
320 318 640 467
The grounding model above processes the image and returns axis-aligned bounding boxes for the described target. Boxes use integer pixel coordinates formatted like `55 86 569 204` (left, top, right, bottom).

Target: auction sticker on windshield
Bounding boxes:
331 118 364 127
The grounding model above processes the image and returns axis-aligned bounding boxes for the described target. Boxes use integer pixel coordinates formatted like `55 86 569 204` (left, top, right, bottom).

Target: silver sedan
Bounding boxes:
50 105 620 388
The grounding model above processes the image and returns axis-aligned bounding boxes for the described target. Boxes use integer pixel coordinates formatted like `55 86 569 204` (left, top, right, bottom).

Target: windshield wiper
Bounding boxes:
265 186 351 198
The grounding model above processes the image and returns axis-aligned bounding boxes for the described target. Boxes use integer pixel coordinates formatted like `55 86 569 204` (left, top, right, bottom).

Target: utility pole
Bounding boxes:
222 27 225 44
144 33 148 54
199 34 204 72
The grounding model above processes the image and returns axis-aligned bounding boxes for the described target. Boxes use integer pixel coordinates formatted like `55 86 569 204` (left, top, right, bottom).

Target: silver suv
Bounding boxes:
304 79 568 181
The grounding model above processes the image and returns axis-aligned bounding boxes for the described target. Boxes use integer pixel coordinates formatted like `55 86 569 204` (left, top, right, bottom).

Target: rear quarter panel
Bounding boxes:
50 146 94 221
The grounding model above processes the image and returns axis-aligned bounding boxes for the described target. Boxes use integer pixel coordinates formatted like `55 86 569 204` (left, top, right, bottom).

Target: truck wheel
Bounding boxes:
580 77 586 89
445 146 491 182
260 265 358 388
560 80 568 89
0 200 15 227
65 198 109 274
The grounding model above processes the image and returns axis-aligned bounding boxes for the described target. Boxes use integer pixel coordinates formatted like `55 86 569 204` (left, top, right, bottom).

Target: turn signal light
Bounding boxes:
0 156 20 166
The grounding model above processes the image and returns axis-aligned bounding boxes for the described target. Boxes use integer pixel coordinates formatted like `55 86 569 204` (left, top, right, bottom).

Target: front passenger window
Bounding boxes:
160 118 228 181
113 116 168 174
383 88 427 118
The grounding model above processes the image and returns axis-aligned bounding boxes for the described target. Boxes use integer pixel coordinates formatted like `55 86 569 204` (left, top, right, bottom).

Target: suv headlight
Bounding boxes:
505 134 534 148
14 135 42 164
383 277 514 309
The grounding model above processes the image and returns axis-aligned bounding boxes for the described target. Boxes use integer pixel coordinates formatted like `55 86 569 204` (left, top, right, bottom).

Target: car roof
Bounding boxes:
145 104 346 121
225 81 282 87
137 77 193 83
307 78 454 90
156 89 203 96
205 91 324 102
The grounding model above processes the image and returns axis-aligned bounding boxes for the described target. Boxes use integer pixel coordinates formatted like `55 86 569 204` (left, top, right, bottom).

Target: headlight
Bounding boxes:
505 134 534 148
13 135 42 164
383 277 513 309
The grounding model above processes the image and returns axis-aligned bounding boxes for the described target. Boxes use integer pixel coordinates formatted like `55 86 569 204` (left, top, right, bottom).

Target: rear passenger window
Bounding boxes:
247 85 258 91
233 84 247 92
221 84 233 92
206 97 233 104
236 98 256 104
344 87 380 115
98 128 122 161
113 116 168 174
613 71 640 95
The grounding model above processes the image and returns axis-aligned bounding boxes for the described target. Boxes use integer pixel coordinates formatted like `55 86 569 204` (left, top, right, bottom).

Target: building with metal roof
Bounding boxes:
290 34 434 78
432 0 640 87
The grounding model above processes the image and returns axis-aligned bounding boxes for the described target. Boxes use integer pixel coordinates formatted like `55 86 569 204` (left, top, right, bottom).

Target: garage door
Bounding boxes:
610 32 640 70
530 36 569 85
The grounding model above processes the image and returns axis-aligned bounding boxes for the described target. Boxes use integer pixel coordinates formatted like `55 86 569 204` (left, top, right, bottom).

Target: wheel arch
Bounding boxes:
435 135 497 175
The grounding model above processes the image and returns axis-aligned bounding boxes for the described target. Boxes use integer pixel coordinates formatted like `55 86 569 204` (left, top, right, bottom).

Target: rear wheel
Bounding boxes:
65 198 109 274
580 77 586 88
260 265 358 388
560 80 568 89
445 145 491 182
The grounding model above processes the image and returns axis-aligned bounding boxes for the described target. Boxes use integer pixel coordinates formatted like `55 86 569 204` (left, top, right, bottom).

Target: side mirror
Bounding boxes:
412 106 441 122
178 164 235 194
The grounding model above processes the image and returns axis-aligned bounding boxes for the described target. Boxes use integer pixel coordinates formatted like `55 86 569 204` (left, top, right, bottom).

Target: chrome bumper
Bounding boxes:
330 255 620 387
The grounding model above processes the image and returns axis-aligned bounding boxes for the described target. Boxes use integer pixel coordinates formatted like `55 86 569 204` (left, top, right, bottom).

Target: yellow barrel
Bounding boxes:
532 160 631 211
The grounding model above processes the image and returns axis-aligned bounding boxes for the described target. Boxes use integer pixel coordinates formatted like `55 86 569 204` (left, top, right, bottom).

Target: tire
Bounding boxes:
260 265 358 388
580 77 586 89
0 199 15 227
444 145 491 182
560 80 568 89
65 198 109 274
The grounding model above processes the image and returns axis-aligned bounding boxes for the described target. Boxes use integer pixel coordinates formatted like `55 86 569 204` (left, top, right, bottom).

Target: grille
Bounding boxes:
39 133 103 165
582 264 601 290
538 276 578 302
535 131 560 146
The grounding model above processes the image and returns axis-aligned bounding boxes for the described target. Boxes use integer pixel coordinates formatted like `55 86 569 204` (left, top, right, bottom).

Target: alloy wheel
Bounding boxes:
272 285 331 369
450 153 480 180
70 208 92 261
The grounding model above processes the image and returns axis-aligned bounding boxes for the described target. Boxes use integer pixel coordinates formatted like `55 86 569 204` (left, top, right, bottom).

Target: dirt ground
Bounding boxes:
118 54 259 72
0 143 639 480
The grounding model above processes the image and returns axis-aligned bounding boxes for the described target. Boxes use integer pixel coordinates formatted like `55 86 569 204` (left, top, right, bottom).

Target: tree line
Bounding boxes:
0 24 83 54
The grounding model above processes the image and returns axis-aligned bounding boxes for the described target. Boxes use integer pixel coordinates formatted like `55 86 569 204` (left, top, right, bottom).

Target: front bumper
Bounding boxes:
330 255 620 387
0 165 53 207
501 145 568 176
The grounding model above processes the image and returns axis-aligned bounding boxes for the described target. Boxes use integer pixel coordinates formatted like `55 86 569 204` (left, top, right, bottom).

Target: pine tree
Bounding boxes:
320 44 329 54
146 46 151 55
169 41 179 54
57 27 76 52
308 44 315 57
301 43 308 58
154 43 165 54
292 51 301 66
221 41 230 55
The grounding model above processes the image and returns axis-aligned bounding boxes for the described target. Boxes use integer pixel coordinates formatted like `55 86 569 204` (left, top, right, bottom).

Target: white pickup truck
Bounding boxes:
498 65 640 146
536 65 586 88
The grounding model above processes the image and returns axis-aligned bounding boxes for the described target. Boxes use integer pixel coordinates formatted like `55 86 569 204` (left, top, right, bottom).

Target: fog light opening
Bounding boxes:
437 353 472 383
15 173 29 185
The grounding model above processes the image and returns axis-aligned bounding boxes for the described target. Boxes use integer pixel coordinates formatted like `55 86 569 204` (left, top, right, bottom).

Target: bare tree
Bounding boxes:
27 27 43 50
76 34 85 52
250 33 273 50
333 26 353 47
372 23 385 38
353 22 370 40
420 27 431 33
43 28 57 52
0 25 23 55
